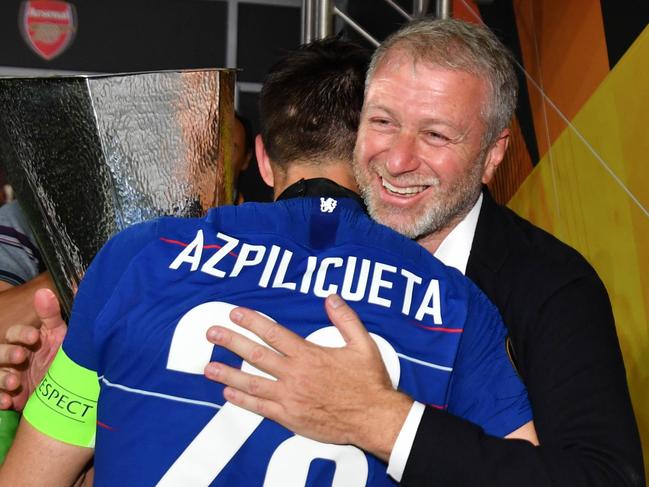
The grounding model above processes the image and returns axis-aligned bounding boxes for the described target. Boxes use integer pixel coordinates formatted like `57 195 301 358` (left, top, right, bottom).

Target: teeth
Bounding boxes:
382 178 427 195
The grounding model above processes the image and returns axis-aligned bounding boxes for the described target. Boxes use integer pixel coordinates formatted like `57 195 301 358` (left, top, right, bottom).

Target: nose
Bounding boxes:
384 131 419 175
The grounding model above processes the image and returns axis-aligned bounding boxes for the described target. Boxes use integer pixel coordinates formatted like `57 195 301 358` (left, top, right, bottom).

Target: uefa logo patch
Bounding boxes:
19 1 77 61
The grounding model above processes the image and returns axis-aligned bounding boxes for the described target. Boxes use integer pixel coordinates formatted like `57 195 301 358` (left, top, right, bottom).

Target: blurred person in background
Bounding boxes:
232 112 254 204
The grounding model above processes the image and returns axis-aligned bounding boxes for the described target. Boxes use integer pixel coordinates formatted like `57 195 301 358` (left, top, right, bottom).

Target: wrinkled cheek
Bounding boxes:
352 160 370 190
353 130 368 161
355 129 386 167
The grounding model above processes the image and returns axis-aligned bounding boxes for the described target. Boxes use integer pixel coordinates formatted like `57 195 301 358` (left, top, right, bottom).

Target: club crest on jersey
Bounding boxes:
19 0 77 60
320 197 337 213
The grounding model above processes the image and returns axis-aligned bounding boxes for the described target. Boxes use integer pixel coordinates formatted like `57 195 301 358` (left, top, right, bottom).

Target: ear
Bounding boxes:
255 135 274 187
481 128 510 185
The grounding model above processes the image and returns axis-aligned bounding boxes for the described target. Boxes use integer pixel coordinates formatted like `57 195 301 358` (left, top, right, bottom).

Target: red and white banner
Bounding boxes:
19 1 77 61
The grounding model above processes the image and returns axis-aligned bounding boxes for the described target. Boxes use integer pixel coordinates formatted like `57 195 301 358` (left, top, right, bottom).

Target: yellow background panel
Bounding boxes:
509 25 649 475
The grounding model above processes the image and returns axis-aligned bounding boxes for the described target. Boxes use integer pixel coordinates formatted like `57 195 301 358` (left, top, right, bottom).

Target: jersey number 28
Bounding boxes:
157 301 401 486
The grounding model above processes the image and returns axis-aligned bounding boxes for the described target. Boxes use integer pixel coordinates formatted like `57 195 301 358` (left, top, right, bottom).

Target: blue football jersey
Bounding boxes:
59 196 530 486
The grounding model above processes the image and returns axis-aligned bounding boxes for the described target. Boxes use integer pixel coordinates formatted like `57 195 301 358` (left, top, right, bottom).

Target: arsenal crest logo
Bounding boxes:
19 1 77 60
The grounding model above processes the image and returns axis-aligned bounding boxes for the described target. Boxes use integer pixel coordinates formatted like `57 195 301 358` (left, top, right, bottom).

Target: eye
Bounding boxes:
425 131 451 146
370 117 392 127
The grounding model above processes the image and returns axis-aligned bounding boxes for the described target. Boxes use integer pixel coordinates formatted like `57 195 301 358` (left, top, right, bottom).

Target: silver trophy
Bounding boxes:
0 69 236 316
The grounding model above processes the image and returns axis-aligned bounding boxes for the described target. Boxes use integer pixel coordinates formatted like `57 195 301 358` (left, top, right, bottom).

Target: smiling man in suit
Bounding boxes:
204 17 645 487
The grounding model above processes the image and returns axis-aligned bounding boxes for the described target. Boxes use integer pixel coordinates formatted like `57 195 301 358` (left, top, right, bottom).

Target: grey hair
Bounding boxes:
367 17 518 146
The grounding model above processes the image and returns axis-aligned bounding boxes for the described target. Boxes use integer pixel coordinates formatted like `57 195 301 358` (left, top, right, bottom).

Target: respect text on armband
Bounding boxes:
36 372 96 421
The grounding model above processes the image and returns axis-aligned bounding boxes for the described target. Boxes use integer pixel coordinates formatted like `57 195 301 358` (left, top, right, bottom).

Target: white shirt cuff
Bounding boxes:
386 401 426 482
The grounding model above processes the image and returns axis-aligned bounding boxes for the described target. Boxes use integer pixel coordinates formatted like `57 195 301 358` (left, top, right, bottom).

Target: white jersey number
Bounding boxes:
157 301 400 486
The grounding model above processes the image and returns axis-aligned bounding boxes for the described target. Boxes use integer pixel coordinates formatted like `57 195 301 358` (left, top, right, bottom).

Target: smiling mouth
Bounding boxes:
381 177 429 196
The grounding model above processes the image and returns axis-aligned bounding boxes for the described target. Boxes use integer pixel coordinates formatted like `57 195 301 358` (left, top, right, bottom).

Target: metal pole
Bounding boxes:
316 0 334 39
333 7 380 47
383 0 411 20
301 0 314 43
302 0 333 42
435 0 452 19
413 0 430 17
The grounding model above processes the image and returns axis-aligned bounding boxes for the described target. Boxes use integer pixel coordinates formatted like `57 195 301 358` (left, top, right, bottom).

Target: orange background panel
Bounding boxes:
513 0 610 157
451 0 534 205
453 0 481 24
488 116 534 205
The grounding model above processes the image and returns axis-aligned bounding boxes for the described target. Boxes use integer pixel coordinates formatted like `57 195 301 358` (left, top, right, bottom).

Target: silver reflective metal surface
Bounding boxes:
0 69 235 315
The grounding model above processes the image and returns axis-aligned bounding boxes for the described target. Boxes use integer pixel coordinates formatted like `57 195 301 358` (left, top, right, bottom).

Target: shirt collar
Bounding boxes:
433 193 482 275
276 178 366 211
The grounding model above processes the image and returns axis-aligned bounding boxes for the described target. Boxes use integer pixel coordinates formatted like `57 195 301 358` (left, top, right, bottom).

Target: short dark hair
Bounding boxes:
260 37 370 167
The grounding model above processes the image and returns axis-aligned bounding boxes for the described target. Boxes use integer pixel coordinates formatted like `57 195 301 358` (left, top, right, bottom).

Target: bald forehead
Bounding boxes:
366 49 487 99
369 38 489 85
367 47 411 84
366 48 453 95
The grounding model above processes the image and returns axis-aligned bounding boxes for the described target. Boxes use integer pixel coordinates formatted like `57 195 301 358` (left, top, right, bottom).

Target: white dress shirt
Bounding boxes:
387 194 483 482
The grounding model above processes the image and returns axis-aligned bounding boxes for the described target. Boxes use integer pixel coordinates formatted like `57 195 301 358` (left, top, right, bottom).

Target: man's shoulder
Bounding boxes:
505 207 594 278
207 197 374 242
96 214 208 265
471 195 612 366
208 199 462 282
476 193 597 282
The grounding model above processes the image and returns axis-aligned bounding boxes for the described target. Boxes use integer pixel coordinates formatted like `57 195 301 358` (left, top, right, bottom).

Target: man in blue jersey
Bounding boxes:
0 39 535 485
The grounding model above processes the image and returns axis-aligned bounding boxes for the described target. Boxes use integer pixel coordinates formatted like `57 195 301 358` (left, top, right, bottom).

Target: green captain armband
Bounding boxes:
23 347 99 448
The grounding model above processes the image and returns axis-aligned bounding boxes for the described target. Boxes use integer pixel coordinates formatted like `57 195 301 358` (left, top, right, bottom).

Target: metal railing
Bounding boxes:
301 0 451 45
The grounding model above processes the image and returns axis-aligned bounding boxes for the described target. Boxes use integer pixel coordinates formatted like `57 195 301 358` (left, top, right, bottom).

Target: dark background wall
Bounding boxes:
0 0 230 72
0 0 306 201
0 0 417 201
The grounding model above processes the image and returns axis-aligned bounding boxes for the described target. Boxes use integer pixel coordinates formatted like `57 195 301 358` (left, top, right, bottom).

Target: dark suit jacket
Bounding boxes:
401 189 644 486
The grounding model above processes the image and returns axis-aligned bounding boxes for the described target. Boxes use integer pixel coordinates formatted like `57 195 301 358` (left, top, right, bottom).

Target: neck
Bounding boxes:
416 227 451 254
273 160 358 199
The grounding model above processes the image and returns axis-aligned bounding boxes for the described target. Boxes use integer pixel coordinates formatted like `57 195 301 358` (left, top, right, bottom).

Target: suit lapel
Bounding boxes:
465 188 510 298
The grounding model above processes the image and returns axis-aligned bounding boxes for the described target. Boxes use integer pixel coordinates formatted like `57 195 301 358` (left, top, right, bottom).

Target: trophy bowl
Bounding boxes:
0 68 236 316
